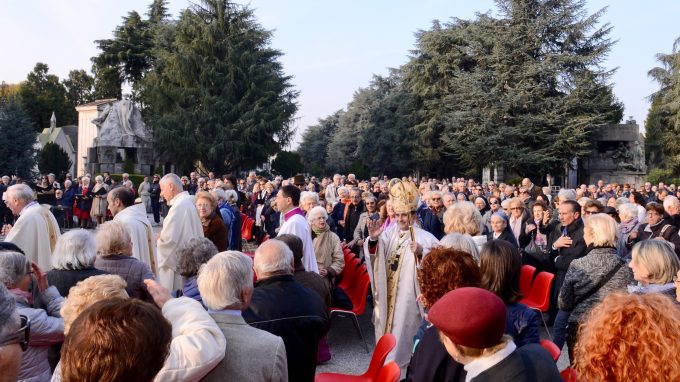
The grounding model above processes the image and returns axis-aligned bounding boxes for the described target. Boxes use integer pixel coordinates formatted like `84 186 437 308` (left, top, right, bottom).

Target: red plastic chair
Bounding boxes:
560 367 579 382
330 269 371 352
315 334 396 382
519 271 554 339
540 339 561 361
376 362 400 382
520 265 536 298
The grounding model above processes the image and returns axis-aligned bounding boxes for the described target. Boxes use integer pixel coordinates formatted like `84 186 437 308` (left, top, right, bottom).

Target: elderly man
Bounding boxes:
364 180 439 375
198 251 288 382
421 190 445 240
108 187 157 273
2 184 60 270
243 240 329 382
275 185 318 273
343 188 365 251
0 284 24 381
157 174 204 292
663 195 680 228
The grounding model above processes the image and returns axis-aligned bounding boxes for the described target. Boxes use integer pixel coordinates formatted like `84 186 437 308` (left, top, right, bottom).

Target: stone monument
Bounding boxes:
85 100 154 175
579 121 647 186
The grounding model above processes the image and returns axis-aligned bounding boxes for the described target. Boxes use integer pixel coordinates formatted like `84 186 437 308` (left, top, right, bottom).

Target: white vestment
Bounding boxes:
6 203 61 271
363 226 439 374
114 203 158 274
157 192 204 292
278 210 319 274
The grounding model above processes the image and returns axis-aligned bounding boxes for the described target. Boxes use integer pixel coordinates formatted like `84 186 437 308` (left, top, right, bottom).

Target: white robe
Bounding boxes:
6 203 61 271
363 226 439 374
278 212 319 274
114 203 158 274
157 192 204 292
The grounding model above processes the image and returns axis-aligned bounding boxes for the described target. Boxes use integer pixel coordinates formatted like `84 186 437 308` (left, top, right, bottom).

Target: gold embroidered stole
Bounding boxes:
384 231 408 334
144 224 157 275
40 209 58 252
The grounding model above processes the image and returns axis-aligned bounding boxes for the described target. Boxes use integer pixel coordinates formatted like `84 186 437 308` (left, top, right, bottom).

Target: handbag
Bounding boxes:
523 231 548 261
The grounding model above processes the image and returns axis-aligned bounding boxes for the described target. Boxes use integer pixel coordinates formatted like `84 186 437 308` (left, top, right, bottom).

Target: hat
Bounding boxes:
293 174 305 186
428 287 506 349
389 179 419 214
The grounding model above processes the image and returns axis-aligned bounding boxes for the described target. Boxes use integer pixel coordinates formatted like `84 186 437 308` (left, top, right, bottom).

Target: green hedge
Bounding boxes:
110 173 146 187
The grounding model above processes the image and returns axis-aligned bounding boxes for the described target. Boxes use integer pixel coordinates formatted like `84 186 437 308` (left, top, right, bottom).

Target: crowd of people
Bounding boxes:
1 170 680 381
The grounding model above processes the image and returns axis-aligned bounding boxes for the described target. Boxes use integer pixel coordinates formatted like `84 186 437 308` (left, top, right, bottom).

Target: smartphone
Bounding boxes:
370 212 380 221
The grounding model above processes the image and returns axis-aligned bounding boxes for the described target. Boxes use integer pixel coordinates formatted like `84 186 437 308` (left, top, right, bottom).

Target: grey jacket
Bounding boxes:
95 255 155 301
201 312 288 382
558 246 634 323
15 286 65 382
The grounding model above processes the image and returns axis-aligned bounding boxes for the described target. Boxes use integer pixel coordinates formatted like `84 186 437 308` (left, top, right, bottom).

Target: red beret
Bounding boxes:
428 287 506 349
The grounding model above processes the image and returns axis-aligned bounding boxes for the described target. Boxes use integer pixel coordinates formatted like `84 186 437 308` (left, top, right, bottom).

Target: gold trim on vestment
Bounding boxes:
384 231 408 334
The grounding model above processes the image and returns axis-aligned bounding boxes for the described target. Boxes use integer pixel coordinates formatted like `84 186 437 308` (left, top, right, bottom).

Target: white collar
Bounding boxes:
20 201 39 215
464 340 516 382
208 308 242 316
168 191 188 206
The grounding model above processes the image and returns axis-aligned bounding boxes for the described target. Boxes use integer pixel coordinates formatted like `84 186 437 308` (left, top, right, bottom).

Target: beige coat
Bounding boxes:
6 202 61 270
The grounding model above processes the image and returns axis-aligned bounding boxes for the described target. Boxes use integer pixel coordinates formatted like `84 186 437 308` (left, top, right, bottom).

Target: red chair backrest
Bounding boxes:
348 269 370 316
539 339 561 362
524 271 554 312
520 265 536 297
376 361 400 382
363 334 397 380
560 367 580 382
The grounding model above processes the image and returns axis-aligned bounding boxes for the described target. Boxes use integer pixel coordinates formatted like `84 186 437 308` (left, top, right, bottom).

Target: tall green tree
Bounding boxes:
271 151 303 178
0 97 37 179
18 63 75 131
297 110 343 175
38 142 72 177
143 0 298 174
648 37 680 172
404 0 623 177
62 69 95 107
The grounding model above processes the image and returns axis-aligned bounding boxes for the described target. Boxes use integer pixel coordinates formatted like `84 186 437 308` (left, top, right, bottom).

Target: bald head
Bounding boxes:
253 240 293 279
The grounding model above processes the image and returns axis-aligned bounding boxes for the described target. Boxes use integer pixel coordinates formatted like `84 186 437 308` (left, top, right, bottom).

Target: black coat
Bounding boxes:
422 208 445 240
472 343 562 382
487 229 519 248
343 202 365 243
406 326 466 382
630 218 680 256
47 268 109 297
243 275 329 382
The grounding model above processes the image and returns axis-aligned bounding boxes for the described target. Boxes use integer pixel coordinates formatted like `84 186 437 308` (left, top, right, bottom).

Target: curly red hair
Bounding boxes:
574 292 680 382
417 246 481 309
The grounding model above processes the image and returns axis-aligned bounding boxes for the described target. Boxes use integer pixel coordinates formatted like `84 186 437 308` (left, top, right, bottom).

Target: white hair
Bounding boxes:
95 175 103 182
197 251 253 310
123 180 133 188
52 229 97 270
64 180 72 188
95 221 132 256
427 190 442 199
307 206 328 225
618 202 639 222
300 191 319 204
0 284 19 341
211 188 228 203
81 176 90 185
6 184 35 203
224 189 238 203
439 233 480 262
337 186 349 197
122 173 129 178
557 188 577 201
0 251 30 287
663 195 680 210
160 173 183 190
254 240 293 277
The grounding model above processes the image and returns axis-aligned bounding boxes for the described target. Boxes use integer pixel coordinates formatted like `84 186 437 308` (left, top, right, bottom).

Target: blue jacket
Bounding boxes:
505 302 540 347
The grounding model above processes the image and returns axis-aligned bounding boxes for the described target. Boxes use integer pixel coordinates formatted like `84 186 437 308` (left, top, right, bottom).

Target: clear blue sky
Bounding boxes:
2 1 679 148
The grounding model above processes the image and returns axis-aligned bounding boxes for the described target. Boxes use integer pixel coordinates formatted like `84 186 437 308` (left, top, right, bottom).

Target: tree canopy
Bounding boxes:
38 142 72 178
18 63 76 131
0 97 37 179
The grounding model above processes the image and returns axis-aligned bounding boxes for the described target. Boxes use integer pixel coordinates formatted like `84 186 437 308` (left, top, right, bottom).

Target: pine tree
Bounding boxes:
297 110 344 175
18 63 76 131
143 0 298 174
0 97 37 179
38 142 72 178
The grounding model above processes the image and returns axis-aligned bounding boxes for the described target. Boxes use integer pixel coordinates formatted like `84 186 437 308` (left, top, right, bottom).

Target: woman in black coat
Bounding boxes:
487 213 519 248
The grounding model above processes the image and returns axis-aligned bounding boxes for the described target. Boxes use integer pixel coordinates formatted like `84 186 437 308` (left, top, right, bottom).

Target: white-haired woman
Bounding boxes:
617 202 640 260
300 191 319 215
74 176 93 229
94 221 155 301
556 213 634 358
439 232 480 262
177 238 219 304
308 206 344 289
628 240 680 299
443 201 487 252
0 251 64 382
47 229 108 297
89 175 109 226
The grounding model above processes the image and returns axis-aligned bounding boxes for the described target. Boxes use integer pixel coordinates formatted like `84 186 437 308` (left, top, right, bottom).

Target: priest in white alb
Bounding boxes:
107 187 158 274
363 179 439 375
156 174 204 292
2 184 61 270
276 184 319 273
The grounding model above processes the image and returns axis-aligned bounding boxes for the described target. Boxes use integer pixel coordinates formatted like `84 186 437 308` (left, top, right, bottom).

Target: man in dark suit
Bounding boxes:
428 287 562 382
243 240 329 382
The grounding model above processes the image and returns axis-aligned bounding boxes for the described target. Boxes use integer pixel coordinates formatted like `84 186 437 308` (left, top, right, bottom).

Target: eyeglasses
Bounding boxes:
520 191 528 194
431 198 441 201
584 210 599 215
490 201 499 205
0 315 30 351
510 207 523 211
